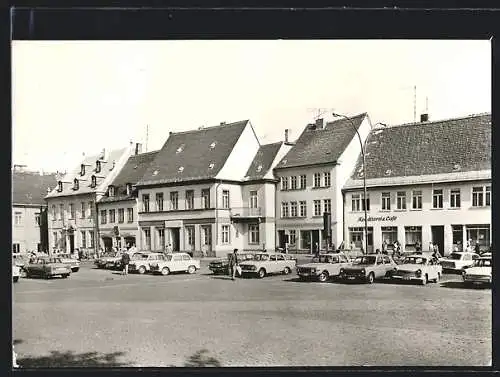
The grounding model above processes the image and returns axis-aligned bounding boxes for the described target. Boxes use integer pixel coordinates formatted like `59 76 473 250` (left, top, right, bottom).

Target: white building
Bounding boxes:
273 114 372 252
343 113 491 255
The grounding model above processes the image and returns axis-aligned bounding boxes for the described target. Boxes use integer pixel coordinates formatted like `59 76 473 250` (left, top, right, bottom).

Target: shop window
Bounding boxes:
452 225 463 250
381 192 391 211
300 230 311 250
412 190 422 209
450 189 461 208
186 226 195 246
381 226 397 248
404 226 422 249
432 189 443 209
466 224 490 248
158 228 165 250
348 227 373 250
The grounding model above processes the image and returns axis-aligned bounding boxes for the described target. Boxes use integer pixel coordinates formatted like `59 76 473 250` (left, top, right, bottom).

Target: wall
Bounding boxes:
12 204 44 253
97 198 139 248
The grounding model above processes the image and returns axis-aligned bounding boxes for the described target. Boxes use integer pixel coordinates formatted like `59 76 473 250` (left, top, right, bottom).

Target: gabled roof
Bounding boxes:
275 113 368 170
137 120 249 186
244 142 284 180
346 113 491 185
12 171 58 205
45 148 128 198
99 151 159 203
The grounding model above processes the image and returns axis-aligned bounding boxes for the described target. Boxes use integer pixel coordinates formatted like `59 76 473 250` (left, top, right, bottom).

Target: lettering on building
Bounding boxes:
357 216 397 222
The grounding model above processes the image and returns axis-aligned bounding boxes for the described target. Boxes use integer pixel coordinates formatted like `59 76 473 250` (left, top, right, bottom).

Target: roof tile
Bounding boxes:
245 142 283 180
12 171 58 205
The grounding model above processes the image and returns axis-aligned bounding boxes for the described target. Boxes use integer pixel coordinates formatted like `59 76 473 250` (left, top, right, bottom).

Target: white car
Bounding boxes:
239 252 297 278
440 252 479 272
149 253 201 275
13 265 20 283
391 255 442 285
129 252 166 274
463 255 491 285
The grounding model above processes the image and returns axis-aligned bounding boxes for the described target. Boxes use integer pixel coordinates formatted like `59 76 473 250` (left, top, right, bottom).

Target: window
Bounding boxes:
281 202 289 218
381 192 391 211
81 231 86 248
100 210 107 224
412 190 422 209
361 194 370 211
14 212 22 226
249 191 258 208
156 193 164 211
381 226 397 247
12 244 20 254
432 189 443 209
404 226 422 248
96 160 101 173
158 228 165 250
69 203 75 219
300 230 311 250
323 199 331 214
324 172 331 187
450 189 461 208
142 194 150 212
314 200 321 216
127 208 133 223
472 186 490 207
466 224 490 248
118 208 124 223
109 209 115 223
185 190 194 210
300 175 307 189
397 191 407 210
299 201 307 217
81 202 86 219
290 201 298 217
486 186 491 206
73 179 79 190
52 205 56 220
202 189 210 209
281 176 288 191
170 192 179 210
249 224 259 244
91 176 97 188
222 190 230 209
53 232 58 248
59 204 64 220
313 173 321 188
186 226 195 246
143 228 151 250
221 225 230 244
35 213 40 226
89 231 94 248
351 194 361 212
80 164 85 176
290 176 297 190
88 201 94 219
452 225 463 249
289 230 297 246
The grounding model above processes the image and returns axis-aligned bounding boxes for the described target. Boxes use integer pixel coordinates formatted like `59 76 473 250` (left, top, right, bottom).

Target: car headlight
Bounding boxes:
250 265 257 271
311 268 316 273
340 268 344 273
361 268 365 274
415 269 422 277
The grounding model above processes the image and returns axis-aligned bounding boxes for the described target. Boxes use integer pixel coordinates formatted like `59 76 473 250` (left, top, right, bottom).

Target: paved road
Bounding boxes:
13 261 491 367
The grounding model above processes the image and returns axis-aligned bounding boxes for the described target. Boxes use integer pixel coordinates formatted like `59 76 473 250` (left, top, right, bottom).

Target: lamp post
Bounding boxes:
332 112 369 255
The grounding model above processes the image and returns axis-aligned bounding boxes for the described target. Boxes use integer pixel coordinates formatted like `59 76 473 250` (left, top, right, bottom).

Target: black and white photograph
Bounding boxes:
11 33 491 367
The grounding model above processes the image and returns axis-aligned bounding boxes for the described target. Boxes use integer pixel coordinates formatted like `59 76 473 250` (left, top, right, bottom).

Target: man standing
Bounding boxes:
229 248 239 280
121 252 130 275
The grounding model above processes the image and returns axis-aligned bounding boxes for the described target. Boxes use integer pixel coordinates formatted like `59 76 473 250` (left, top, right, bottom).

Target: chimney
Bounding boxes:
420 113 429 122
47 187 51 193
135 143 142 155
220 121 226 126
284 129 289 143
315 118 324 129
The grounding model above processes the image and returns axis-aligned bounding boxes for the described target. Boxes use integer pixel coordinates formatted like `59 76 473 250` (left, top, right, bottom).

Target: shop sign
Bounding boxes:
358 216 397 222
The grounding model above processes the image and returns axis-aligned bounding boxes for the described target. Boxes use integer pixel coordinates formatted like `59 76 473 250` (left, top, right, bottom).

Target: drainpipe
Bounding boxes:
214 182 222 252
94 195 100 257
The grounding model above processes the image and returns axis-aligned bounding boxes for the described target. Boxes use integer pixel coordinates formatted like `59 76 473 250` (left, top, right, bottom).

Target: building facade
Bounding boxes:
273 114 372 253
45 146 134 255
343 113 491 256
12 168 57 254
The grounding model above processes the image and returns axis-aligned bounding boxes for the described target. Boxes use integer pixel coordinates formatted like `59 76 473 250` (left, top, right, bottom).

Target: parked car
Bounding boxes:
391 254 442 285
13 264 20 283
150 253 201 275
296 253 351 282
114 252 144 270
440 252 479 272
239 252 296 278
95 252 121 269
24 257 72 279
462 255 492 286
340 254 397 284
129 252 167 274
58 253 80 272
209 252 255 275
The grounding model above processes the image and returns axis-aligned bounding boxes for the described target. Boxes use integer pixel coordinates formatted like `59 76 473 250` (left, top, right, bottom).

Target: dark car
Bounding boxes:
24 257 72 279
209 253 255 274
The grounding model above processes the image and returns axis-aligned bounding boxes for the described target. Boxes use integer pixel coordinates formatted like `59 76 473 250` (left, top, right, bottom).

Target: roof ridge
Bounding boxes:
383 112 491 130
131 150 160 157
326 112 367 126
169 120 249 136
261 141 283 147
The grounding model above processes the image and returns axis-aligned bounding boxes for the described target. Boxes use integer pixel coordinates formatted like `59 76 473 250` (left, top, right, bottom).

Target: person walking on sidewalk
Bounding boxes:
229 248 239 280
121 252 130 275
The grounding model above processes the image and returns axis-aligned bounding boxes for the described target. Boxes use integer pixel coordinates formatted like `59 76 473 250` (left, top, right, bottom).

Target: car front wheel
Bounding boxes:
161 267 170 276
187 265 196 274
367 272 375 284
283 267 291 275
138 266 146 274
318 271 329 282
257 269 266 279
13 276 19 283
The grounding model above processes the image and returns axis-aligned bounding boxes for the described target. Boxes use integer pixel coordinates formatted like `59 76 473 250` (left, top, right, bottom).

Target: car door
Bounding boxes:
268 254 278 273
276 254 287 272
182 254 193 270
374 255 385 278
328 255 340 275
171 254 183 272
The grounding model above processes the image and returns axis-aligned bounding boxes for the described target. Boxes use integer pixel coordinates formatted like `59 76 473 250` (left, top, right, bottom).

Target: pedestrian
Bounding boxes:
229 248 239 281
166 243 173 254
331 242 336 252
350 241 355 251
121 252 130 275
314 242 320 257
433 244 442 259
382 240 387 255
453 243 459 252
474 241 481 255
375 248 381 254
428 241 434 253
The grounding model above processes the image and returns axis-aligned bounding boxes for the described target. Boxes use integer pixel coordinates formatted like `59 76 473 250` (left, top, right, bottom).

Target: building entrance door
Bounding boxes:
69 235 75 254
311 230 320 253
171 228 180 252
201 225 213 256
278 230 286 249
431 226 445 256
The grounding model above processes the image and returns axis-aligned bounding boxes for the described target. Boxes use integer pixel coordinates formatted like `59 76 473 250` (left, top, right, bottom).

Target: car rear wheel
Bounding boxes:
161 267 170 276
187 265 196 274
283 267 291 275
318 271 329 282
138 266 146 274
258 268 266 279
72 267 79 273
367 272 375 284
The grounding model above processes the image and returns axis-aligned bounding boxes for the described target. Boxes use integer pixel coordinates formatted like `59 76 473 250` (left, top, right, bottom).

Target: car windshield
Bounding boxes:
448 253 463 260
473 258 491 267
102 252 116 257
43 258 62 263
254 254 270 261
312 255 334 263
164 255 173 261
130 253 142 260
353 256 376 265
403 257 427 265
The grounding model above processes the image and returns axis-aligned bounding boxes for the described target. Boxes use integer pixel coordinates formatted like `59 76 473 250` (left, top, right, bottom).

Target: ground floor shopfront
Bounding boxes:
99 225 139 252
49 225 98 256
276 219 339 253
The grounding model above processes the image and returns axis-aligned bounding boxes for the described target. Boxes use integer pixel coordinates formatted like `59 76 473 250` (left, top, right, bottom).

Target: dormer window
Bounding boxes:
178 166 184 173
80 164 85 176
91 175 97 188
108 185 115 197
208 163 215 169
110 161 115 171
256 165 263 173
73 178 79 190
126 183 132 196
209 141 217 149
57 181 63 192
96 160 101 173
176 144 185 153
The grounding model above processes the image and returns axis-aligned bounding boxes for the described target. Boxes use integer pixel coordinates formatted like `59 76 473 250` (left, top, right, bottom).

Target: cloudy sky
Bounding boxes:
12 40 491 172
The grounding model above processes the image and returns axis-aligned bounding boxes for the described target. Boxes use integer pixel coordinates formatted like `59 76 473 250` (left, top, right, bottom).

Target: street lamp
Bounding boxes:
332 112 369 255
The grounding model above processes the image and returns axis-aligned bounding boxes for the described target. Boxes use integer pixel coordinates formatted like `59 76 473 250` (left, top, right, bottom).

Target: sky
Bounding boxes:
12 40 491 173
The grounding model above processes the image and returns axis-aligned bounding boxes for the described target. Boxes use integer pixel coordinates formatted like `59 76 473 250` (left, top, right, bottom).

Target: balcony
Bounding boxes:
230 207 263 221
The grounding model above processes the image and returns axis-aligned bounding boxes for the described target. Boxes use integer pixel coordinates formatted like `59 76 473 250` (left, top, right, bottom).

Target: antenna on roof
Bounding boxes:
307 108 332 120
145 124 149 153
413 85 417 123
425 96 429 113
